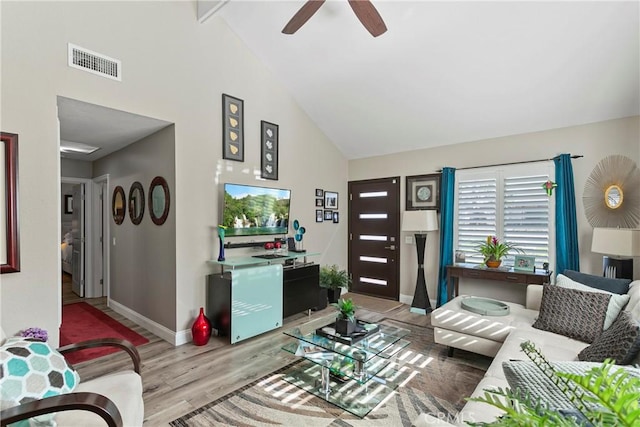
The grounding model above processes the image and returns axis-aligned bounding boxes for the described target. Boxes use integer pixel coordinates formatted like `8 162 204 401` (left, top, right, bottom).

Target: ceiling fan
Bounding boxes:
282 0 387 37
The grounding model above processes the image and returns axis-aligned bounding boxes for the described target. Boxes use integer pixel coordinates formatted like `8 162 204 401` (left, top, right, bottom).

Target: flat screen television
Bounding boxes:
221 183 291 237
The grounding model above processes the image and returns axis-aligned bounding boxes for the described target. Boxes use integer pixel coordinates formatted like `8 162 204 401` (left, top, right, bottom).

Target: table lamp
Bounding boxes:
591 227 640 279
402 210 439 315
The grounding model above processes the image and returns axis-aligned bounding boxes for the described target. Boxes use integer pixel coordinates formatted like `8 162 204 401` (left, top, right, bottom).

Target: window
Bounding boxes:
454 164 554 270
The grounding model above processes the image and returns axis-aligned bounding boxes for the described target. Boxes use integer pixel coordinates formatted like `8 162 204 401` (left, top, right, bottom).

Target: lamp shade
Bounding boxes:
402 210 438 232
591 228 640 257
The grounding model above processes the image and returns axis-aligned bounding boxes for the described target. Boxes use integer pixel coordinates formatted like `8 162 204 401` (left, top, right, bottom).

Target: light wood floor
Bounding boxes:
67 286 429 426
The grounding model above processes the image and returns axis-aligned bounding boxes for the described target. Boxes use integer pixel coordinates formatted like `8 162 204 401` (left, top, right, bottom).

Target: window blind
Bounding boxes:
457 178 497 265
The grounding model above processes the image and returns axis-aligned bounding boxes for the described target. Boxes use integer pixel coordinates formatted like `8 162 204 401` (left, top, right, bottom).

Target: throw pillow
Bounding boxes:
532 285 610 343
578 310 640 365
563 269 631 294
556 274 630 330
502 360 640 411
0 337 80 425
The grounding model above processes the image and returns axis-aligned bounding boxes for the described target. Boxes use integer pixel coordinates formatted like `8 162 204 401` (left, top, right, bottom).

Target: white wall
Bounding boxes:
1 1 347 345
61 158 92 179
94 125 176 330
350 116 640 304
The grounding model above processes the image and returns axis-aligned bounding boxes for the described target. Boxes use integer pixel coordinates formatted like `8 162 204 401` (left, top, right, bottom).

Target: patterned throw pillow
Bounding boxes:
556 274 630 330
503 360 640 410
578 311 640 365
532 285 610 343
0 337 80 424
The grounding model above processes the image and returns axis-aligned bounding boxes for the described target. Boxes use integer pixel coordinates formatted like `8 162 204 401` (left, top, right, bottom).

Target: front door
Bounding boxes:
348 177 400 300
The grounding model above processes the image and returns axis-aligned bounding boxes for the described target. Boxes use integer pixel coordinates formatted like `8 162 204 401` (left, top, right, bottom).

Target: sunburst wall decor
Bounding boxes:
583 155 640 228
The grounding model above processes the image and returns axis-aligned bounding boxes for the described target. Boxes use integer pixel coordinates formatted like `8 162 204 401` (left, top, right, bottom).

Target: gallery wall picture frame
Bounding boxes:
333 212 339 224
64 195 73 214
260 120 279 180
406 173 441 211
513 255 536 272
315 198 323 207
324 191 338 210
316 209 323 223
222 93 244 162
1 131 20 274
315 188 324 197
324 210 333 221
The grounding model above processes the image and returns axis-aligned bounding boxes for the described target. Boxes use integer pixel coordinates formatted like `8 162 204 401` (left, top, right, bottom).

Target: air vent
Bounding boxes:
68 43 121 81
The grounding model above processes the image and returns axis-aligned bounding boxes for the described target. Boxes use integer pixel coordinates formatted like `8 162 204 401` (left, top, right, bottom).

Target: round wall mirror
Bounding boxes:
605 184 623 210
148 176 170 225
128 181 145 225
112 186 126 225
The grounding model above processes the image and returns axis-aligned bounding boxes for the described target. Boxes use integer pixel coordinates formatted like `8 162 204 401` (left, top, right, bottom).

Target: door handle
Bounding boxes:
384 245 396 250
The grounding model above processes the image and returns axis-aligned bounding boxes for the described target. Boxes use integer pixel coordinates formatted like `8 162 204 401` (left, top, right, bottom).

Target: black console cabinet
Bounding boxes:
283 263 322 317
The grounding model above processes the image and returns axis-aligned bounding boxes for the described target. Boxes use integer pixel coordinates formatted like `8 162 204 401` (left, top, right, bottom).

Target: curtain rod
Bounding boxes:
437 154 583 172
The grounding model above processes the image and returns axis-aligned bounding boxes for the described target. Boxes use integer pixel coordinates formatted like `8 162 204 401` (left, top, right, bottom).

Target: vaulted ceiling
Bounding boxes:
218 1 640 159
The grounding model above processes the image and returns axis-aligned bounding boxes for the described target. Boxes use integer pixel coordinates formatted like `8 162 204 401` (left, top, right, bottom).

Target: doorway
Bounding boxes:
348 177 401 300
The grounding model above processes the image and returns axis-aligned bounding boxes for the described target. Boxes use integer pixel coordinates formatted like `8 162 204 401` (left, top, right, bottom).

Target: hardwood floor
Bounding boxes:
69 290 429 425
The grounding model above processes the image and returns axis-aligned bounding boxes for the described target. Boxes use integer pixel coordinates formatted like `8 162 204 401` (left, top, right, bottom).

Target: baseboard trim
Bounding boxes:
108 299 189 346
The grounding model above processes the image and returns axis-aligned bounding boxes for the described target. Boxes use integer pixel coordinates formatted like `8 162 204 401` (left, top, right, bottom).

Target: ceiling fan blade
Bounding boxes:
348 0 387 37
282 0 326 35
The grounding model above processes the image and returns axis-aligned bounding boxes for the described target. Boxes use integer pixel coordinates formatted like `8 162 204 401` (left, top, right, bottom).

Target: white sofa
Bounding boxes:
414 279 640 426
0 328 144 426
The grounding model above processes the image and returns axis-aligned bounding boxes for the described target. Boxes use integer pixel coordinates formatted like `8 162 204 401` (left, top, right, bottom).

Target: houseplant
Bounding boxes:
468 340 640 426
319 264 351 303
476 235 522 268
331 298 357 336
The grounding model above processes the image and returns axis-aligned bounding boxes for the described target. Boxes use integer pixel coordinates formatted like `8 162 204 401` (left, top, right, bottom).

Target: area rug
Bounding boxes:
170 319 491 426
342 292 405 313
60 302 149 364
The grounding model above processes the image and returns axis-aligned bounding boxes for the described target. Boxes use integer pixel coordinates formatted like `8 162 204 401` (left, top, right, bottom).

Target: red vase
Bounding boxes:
192 307 211 346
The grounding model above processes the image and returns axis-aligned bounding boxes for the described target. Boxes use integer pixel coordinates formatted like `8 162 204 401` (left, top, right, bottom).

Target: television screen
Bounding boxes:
222 183 291 237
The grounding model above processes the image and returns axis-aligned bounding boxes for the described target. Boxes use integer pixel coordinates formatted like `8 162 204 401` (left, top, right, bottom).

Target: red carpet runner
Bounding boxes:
60 302 149 365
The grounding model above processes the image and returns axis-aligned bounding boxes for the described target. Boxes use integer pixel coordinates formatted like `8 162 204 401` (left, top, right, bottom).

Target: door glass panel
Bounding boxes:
360 277 387 286
359 213 388 219
360 235 387 241
360 256 388 264
359 191 388 198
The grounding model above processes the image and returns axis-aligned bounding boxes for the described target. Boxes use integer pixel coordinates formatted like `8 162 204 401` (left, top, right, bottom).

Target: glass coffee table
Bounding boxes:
281 314 412 418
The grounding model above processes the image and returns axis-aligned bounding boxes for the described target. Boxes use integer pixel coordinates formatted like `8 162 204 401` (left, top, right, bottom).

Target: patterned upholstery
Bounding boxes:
532 285 610 343
0 337 80 423
578 311 640 365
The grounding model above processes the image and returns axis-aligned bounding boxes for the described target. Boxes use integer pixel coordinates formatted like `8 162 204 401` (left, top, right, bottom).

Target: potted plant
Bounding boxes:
319 264 351 304
332 298 357 336
476 235 522 268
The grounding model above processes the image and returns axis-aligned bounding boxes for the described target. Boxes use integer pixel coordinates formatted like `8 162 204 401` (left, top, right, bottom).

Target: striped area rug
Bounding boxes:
171 319 490 426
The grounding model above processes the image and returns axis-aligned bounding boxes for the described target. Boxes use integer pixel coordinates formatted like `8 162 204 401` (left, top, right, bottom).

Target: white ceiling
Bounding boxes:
58 96 171 162
218 1 640 159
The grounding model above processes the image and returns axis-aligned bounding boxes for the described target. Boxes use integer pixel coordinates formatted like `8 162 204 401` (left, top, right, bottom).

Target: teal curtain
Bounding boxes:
437 167 456 307
554 154 580 274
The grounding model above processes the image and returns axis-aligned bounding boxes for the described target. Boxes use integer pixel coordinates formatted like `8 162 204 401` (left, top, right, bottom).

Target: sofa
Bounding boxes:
0 328 144 426
414 271 640 426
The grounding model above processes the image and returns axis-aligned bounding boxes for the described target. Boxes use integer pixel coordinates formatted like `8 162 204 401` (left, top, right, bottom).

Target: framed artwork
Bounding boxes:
260 120 279 180
514 255 536 272
1 132 20 274
406 173 441 211
222 94 244 162
316 209 323 223
315 188 324 197
324 191 338 210
332 211 339 224
324 210 333 221
64 195 73 214
454 250 466 264
315 198 323 207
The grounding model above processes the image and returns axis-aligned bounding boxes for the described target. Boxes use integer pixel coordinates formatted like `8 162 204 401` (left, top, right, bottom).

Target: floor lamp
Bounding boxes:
591 228 640 279
402 210 439 315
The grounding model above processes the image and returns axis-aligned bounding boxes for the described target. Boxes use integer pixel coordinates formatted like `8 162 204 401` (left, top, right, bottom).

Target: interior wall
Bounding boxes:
349 116 640 304
93 125 177 330
61 158 92 179
0 1 347 344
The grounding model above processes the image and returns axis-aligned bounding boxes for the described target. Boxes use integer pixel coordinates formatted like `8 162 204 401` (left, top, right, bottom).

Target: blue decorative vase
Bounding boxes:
218 236 225 261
